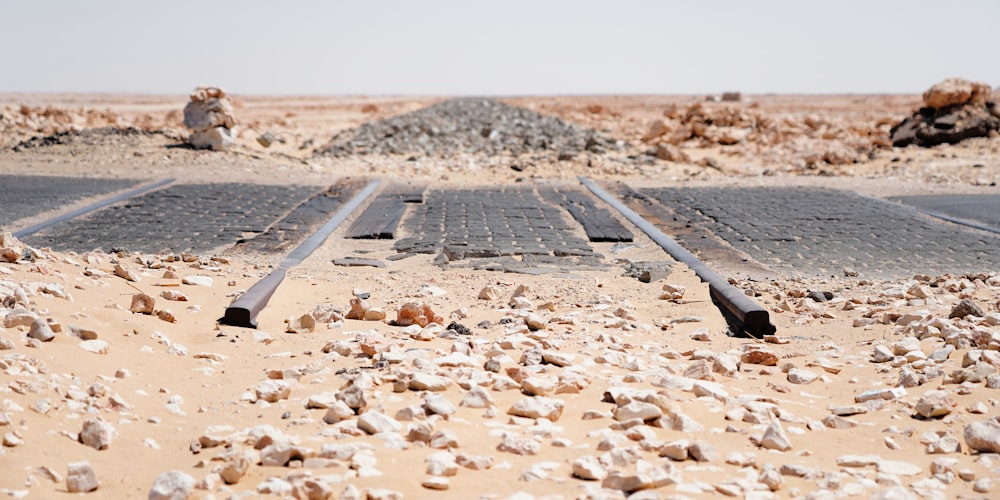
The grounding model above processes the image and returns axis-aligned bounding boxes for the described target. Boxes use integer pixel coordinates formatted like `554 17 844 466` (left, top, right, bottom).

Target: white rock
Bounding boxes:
877 460 923 476
460 386 493 408
760 421 792 451
182 275 213 287
614 401 663 422
572 456 607 480
66 461 98 493
421 476 450 490
358 411 402 434
255 380 291 403
408 373 452 391
915 391 954 419
27 318 55 342
507 397 564 421
787 368 818 384
964 419 1000 453
425 451 458 476
79 417 116 450
837 454 881 467
496 435 540 455
423 393 456 416
148 470 194 500
79 339 110 354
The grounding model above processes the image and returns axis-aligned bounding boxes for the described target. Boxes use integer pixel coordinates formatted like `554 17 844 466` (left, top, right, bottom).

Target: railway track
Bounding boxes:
5 174 998 336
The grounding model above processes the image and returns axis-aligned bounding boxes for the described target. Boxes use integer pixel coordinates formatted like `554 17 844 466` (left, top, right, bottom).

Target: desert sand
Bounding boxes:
0 91 998 499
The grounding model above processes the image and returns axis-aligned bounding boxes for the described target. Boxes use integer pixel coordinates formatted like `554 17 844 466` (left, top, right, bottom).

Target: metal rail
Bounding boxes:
220 179 382 328
12 178 175 238
579 177 776 337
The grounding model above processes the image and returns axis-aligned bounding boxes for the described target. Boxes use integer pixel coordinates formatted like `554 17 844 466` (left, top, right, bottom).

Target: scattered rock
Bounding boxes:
964 419 1000 453
950 299 984 319
66 461 98 493
184 86 237 151
79 417 116 450
148 470 194 500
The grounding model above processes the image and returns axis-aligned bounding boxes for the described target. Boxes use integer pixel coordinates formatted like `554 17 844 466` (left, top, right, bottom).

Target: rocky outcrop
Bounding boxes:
183 86 237 151
890 78 1000 147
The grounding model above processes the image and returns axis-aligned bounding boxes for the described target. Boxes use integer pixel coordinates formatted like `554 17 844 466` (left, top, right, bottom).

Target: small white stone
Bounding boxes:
148 470 194 500
66 461 98 493
182 275 214 287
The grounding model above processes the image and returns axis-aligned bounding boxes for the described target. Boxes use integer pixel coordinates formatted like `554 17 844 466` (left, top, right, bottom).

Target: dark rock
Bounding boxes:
950 299 984 319
891 102 1000 147
446 321 472 336
807 291 834 302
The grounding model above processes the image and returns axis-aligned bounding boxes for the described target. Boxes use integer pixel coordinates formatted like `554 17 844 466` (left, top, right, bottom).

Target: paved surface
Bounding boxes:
229 179 366 255
0 175 139 231
394 187 597 259
24 183 319 254
890 194 1000 232
642 187 1000 279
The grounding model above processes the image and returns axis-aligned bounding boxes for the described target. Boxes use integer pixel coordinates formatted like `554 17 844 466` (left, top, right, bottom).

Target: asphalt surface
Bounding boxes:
642 187 1000 279
0 175 139 231
23 183 320 254
889 194 1000 232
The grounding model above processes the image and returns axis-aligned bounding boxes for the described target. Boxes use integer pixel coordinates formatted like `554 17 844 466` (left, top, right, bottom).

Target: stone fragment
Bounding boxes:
460 386 493 408
421 477 449 490
787 368 818 384
914 391 954 419
285 314 316 334
160 290 188 301
572 456 607 480
877 460 923 476
478 285 501 300
358 411 402 434
79 418 116 450
759 463 783 491
395 302 444 327
614 401 662 422
130 293 155 314
660 283 685 300
66 461 98 493
742 347 778 366
964 419 1000 453
423 393 456 416
28 318 55 342
79 339 110 354
688 441 718 462
148 470 194 500
408 373 451 392
923 78 991 109
508 397 564 421
114 263 139 282
496 435 540 455
760 421 792 451
255 380 291 403
182 275 213 287
69 325 98 340
219 451 253 484
950 299 984 319
425 451 458 476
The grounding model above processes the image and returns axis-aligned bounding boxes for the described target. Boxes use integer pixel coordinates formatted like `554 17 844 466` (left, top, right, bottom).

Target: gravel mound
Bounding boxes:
315 98 623 158
10 126 180 152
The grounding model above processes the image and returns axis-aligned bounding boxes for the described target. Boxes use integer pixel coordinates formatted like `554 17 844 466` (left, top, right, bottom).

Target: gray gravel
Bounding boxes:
314 98 624 159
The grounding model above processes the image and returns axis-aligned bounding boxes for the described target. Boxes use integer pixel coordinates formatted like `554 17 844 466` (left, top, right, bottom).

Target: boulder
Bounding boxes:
891 78 999 147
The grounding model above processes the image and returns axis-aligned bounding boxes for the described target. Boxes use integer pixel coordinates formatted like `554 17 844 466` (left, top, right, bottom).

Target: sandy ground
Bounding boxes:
0 93 999 499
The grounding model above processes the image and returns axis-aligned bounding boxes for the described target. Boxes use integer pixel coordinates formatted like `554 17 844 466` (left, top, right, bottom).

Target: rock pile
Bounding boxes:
639 101 888 169
183 86 237 151
891 78 1000 147
315 97 623 159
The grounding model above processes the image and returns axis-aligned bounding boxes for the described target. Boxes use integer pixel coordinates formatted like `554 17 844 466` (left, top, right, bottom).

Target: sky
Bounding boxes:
2 0 998 96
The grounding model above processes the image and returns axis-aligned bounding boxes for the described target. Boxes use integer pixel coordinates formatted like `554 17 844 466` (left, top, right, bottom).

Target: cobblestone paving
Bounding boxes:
394 187 597 258
643 187 1000 279
890 194 1000 232
0 175 138 231
24 183 319 254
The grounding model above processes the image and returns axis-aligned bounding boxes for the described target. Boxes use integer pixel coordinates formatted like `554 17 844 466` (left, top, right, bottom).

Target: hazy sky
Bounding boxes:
2 0 998 95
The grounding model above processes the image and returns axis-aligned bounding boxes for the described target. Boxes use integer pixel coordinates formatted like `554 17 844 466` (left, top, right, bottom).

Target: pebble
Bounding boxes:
27 318 55 342
572 456 607 480
79 417 116 450
148 470 194 500
508 397 565 421
66 461 98 493
79 339 110 354
358 411 402 434
181 275 213 287
963 419 1000 453
787 368 818 384
760 421 792 451
914 391 954 419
